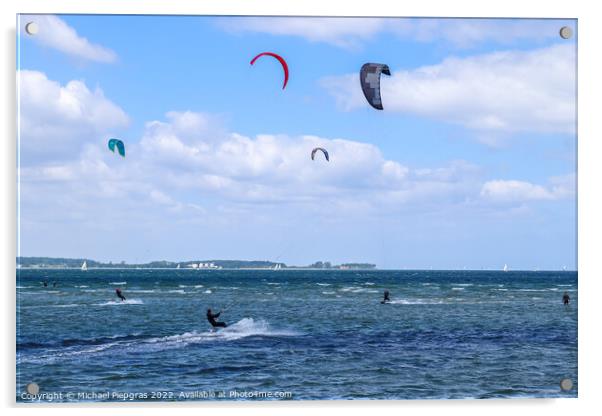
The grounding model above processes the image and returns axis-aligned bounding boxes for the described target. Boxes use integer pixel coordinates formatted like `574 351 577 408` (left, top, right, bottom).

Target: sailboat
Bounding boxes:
273 263 282 271
81 261 88 271
176 264 180 269
503 264 508 272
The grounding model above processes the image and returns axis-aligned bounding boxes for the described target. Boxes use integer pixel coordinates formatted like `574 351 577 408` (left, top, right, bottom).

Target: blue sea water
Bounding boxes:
16 269 577 401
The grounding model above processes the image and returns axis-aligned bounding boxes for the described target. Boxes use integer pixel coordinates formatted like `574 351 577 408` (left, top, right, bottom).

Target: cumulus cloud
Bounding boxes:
217 17 573 50
19 106 575 232
18 70 129 162
20 15 117 63
322 44 576 136
135 111 484 210
480 174 575 202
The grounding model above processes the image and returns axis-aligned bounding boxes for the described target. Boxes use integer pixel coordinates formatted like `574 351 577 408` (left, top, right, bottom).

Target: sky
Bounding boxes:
16 15 577 270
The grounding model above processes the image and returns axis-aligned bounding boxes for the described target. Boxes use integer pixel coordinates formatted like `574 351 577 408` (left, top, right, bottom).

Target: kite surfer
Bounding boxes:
562 291 570 306
115 288 126 302
207 308 227 328
381 290 391 304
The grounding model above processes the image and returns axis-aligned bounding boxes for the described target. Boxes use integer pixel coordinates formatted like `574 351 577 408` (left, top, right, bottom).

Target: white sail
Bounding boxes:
176 264 180 269
503 264 508 272
81 261 88 271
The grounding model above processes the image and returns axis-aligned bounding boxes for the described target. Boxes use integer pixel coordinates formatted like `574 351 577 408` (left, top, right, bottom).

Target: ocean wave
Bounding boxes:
204 290 212 294
194 285 204 288
147 318 300 346
316 283 331 286
19 319 299 363
168 290 186 294
109 282 127 285
339 287 378 293
389 299 446 305
322 291 335 295
128 289 155 293
451 287 465 291
94 299 144 306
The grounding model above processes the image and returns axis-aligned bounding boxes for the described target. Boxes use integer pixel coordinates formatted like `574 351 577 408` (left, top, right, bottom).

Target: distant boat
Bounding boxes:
176 264 180 269
503 264 508 272
273 263 282 271
81 261 88 271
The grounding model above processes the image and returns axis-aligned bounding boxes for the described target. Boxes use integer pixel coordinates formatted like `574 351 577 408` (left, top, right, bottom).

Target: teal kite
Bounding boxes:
108 138 125 157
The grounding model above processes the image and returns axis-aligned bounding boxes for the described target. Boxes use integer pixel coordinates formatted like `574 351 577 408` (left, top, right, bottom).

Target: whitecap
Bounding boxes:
94 299 143 306
110 282 127 285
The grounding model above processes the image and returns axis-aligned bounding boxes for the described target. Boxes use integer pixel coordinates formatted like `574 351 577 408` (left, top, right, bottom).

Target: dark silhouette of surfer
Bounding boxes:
115 288 126 301
42 281 48 287
207 308 227 328
562 291 570 306
381 290 391 304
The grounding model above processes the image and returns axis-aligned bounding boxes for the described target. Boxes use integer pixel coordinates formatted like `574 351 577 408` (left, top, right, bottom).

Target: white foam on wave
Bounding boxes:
194 285 204 288
18 342 121 364
168 290 186 294
129 289 155 293
390 299 446 305
110 282 127 285
17 286 33 289
339 286 378 294
363 282 375 286
148 318 300 347
204 289 212 294
322 291 335 295
316 283 331 286
266 282 280 286
53 303 80 308
451 287 465 291
456 284 474 287
94 299 144 306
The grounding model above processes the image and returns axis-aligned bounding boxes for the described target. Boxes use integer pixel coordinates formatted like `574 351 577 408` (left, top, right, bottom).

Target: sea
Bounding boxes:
16 269 577 401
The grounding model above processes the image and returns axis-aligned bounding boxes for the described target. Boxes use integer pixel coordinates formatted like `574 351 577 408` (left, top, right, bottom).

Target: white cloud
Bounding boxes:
322 44 576 136
217 17 573 50
19 108 574 234
480 175 575 203
21 15 117 63
18 70 129 162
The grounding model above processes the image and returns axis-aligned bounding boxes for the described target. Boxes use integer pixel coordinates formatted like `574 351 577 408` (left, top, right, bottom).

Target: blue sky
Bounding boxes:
17 15 577 269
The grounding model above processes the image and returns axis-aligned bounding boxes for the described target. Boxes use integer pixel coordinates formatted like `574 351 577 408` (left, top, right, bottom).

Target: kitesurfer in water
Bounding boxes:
562 291 570 306
115 288 126 302
381 290 391 304
207 308 227 328
42 281 48 287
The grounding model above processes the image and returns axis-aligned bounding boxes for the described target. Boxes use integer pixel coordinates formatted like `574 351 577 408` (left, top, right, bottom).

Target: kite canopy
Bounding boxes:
108 138 125 157
360 63 391 110
250 52 289 89
311 147 329 162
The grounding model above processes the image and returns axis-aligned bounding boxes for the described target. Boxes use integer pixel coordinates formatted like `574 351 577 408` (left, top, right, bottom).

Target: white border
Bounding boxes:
3 1 601 415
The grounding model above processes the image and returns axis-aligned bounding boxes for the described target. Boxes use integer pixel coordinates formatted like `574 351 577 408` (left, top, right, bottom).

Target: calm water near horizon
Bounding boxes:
17 269 577 401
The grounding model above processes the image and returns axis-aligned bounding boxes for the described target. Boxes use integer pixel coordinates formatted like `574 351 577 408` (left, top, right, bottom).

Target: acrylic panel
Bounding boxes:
16 15 577 402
